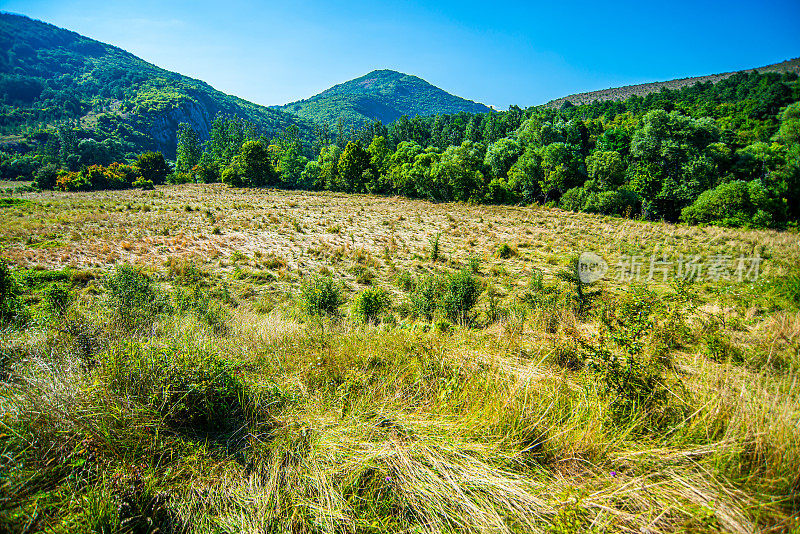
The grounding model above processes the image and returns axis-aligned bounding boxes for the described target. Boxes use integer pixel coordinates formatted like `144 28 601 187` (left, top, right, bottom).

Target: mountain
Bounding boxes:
546 57 800 108
0 12 315 157
276 70 493 128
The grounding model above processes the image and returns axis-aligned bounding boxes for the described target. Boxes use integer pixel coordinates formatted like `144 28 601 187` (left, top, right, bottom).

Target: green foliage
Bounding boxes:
409 274 443 321
175 284 230 335
428 232 441 262
277 69 492 129
496 243 515 259
556 259 601 317
351 287 391 324
43 282 73 317
394 270 415 292
335 141 371 193
680 179 781 228
175 123 202 173
101 340 250 431
135 152 170 185
299 274 344 316
238 139 277 187
102 264 169 330
0 258 27 328
440 269 482 324
589 286 683 428
33 163 59 189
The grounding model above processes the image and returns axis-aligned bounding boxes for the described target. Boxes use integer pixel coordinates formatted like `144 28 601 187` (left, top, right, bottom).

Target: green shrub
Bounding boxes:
584 189 641 216
428 232 441 262
44 282 73 317
410 274 442 320
352 287 391 324
440 269 482 324
496 243 515 259
680 179 783 228
394 270 415 291
0 259 27 328
556 259 601 317
175 284 230 335
590 286 683 429
299 274 344 316
132 177 154 190
103 265 169 330
102 340 249 431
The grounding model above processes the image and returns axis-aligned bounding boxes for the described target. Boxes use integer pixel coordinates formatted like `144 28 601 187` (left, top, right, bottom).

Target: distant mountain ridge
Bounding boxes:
0 12 315 156
276 69 493 127
546 57 800 108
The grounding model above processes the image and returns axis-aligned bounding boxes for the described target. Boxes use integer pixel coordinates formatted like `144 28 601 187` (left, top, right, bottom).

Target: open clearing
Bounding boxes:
1 184 799 533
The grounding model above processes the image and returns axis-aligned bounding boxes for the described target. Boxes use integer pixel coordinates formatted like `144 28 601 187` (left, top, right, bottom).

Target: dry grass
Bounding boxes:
1 184 799 532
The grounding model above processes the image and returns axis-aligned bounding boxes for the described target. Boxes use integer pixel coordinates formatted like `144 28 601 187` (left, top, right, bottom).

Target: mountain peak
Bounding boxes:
279 70 491 127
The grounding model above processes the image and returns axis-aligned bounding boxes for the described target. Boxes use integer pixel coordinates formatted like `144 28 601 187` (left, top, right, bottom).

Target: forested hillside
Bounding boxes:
167 68 800 230
277 69 492 128
0 13 314 158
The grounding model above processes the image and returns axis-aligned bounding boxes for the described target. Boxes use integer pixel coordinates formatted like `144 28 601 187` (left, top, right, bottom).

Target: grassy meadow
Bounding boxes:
1 183 799 533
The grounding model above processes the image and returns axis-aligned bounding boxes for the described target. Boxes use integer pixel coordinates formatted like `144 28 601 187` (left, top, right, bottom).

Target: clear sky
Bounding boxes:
2 0 799 109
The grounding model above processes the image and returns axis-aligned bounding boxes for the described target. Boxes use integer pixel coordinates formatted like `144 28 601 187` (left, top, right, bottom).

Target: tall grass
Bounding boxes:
2 251 800 532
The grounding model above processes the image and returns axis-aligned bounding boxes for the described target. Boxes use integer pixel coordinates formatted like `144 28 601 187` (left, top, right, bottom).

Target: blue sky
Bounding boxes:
3 0 799 109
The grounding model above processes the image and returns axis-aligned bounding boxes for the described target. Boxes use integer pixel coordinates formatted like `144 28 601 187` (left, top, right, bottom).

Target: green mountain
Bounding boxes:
0 12 315 157
277 69 493 128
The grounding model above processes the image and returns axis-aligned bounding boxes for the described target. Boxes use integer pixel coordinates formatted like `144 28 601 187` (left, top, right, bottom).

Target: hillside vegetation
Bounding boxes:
1 184 800 532
2 14 799 236
0 13 315 157
546 57 800 108
277 69 492 128
160 68 800 232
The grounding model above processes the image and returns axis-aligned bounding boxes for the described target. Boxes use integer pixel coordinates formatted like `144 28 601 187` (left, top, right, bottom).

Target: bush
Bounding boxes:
589 286 683 429
132 177 154 190
0 258 26 328
496 243 515 259
103 265 169 330
429 232 441 262
299 274 344 316
351 287 391 324
394 270 415 291
680 180 783 228
440 269 482 324
175 284 230 335
135 151 170 185
585 189 641 216
43 282 73 317
33 163 59 190
410 274 443 320
102 341 250 431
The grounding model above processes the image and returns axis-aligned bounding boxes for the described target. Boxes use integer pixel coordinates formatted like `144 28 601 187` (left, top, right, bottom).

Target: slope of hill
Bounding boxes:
0 12 315 156
277 69 493 128
546 57 800 108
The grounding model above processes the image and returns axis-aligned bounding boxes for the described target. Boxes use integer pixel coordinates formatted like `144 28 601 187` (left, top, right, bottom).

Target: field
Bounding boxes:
1 184 800 533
